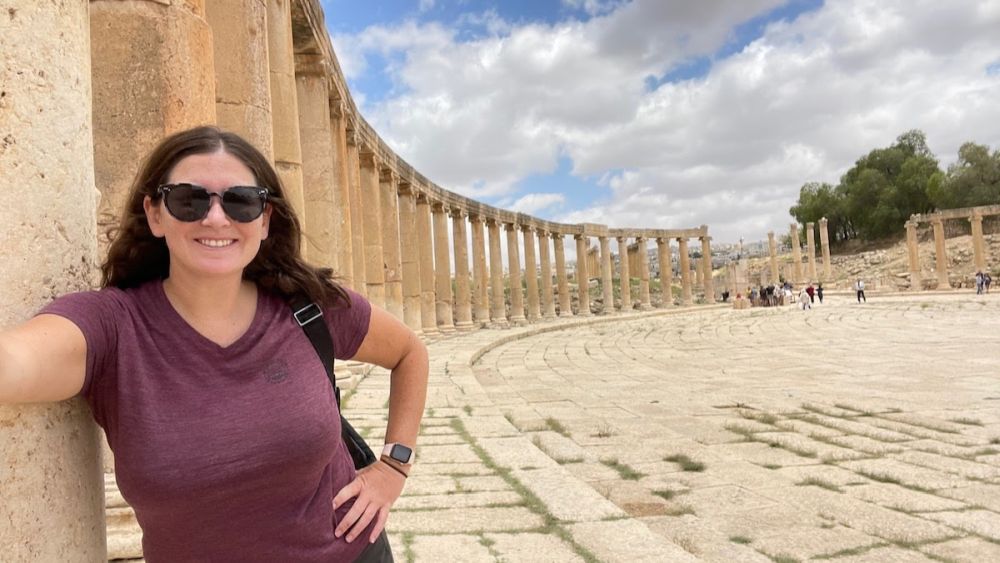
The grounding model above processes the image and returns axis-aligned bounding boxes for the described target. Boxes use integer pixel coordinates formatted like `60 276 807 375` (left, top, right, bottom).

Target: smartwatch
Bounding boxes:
381 443 414 465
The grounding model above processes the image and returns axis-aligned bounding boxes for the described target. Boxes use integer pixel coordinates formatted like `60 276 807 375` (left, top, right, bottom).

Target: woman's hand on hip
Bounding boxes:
332 461 406 543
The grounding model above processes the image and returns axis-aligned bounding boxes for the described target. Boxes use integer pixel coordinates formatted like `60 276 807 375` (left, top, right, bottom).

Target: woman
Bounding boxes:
0 127 427 561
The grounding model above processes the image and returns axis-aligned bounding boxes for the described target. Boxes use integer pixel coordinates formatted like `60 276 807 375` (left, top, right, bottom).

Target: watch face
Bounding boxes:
390 443 413 464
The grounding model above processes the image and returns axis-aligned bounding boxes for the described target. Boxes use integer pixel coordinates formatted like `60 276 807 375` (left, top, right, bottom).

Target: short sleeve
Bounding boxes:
323 288 372 360
38 290 122 399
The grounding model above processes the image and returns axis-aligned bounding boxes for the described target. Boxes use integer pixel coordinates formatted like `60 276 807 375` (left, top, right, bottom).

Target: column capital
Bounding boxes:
700 235 712 242
330 98 347 118
575 233 588 241
378 165 398 185
970 211 984 222
616 235 628 243
504 221 519 232
468 213 486 224
549 231 563 239
415 192 432 205
293 54 328 76
431 201 448 213
358 149 379 168
521 223 535 234
397 180 420 198
806 221 815 228
448 206 467 219
819 217 828 226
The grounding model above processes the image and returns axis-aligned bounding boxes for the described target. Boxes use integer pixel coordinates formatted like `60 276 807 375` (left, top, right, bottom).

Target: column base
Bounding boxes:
638 303 653 311
557 310 574 317
437 324 456 333
421 326 440 336
577 309 592 317
454 321 476 331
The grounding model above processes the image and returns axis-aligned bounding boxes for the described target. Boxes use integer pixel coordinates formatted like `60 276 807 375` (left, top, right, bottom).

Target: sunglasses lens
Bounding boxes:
163 184 210 222
222 187 265 222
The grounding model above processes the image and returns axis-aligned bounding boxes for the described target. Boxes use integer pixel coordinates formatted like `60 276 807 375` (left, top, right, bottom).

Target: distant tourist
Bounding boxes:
816 283 824 304
855 279 866 303
975 271 984 295
986 273 993 293
799 287 811 310
806 283 815 303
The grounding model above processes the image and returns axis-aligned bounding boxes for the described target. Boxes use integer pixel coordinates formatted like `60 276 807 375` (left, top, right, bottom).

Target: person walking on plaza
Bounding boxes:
855 278 866 303
799 286 811 310
806 283 815 304
816 283 824 304
987 273 993 293
975 271 984 294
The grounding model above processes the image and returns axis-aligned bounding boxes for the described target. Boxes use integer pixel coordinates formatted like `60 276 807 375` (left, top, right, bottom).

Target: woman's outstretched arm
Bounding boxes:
0 315 87 404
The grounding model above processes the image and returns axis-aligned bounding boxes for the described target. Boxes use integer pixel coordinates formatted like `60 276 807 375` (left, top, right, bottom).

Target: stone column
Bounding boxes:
266 0 306 243
970 212 987 272
790 223 803 285
678 238 693 305
767 231 780 284
932 217 949 289
488 219 507 324
329 102 354 287
819 217 832 281
206 0 272 158
417 195 438 333
553 234 573 316
295 58 337 270
380 169 404 320
575 236 593 316
451 209 474 330
539 231 556 318
905 219 921 291
598 237 615 313
346 130 366 293
359 150 385 308
695 260 704 289
617 236 632 311
397 188 421 333
700 233 715 302
1 3 104 558
656 238 674 308
470 215 490 326
90 0 216 237
806 222 817 282
505 224 526 325
522 226 540 321
433 204 455 331
636 237 652 309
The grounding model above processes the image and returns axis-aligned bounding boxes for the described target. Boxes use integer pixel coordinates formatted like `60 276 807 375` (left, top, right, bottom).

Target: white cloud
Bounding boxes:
504 193 567 215
419 0 435 13
329 0 1000 243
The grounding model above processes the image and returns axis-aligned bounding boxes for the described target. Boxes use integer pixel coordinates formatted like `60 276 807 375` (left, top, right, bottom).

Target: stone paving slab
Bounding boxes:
409 534 494 562
924 509 1000 541
567 520 700 562
920 536 1000 562
843 483 968 512
394 490 523 511
752 524 880 561
483 532 585 562
511 467 626 522
390 506 545 534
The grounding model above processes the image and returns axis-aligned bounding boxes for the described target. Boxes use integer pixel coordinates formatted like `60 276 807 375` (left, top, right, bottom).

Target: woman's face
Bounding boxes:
143 150 271 282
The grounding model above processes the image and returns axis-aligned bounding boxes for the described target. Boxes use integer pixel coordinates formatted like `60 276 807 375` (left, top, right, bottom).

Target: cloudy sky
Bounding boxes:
321 0 1000 245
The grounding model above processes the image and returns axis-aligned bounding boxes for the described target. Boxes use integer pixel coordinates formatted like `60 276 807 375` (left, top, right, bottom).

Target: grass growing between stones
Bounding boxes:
663 504 696 516
652 489 682 501
545 417 571 437
948 417 983 426
600 458 646 480
854 469 934 493
663 454 706 472
812 542 888 559
738 409 780 425
729 535 752 545
592 422 615 438
448 417 602 563
796 477 843 492
401 532 416 563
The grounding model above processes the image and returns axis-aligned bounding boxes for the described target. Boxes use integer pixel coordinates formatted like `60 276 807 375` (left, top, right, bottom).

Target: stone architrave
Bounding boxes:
932 217 949 289
505 224 526 325
636 237 652 310
295 59 338 271
487 219 507 325
522 226 540 320
767 231 780 284
790 223 803 285
345 130 366 293
599 237 615 313
905 219 921 291
575 236 592 316
432 204 455 331
806 222 817 282
380 168 404 320
265 0 306 247
553 234 573 316
700 231 715 302
206 0 272 158
970 212 987 272
617 236 632 311
451 209 474 330
538 231 557 318
678 238 693 305
358 150 385 308
417 196 438 333
1 3 104 558
470 215 490 325
329 102 354 287
819 217 832 281
656 238 674 308
397 188 421 332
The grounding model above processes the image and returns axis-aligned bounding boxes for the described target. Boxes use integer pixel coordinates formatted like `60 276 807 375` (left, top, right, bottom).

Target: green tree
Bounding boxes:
928 142 1000 209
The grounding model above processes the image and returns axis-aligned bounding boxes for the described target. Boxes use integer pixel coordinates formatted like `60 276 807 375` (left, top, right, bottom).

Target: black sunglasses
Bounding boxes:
156 183 269 223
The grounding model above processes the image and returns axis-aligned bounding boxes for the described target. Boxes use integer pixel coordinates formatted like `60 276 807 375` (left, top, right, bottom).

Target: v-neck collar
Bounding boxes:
153 279 266 354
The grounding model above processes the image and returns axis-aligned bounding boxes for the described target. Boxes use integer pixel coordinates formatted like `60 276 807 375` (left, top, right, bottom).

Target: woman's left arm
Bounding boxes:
332 304 428 544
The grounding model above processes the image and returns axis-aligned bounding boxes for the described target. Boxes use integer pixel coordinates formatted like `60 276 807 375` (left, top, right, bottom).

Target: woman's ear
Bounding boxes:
260 203 272 240
143 196 166 238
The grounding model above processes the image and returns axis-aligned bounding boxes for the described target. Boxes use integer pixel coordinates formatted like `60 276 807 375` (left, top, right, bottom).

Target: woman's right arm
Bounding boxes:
0 315 87 404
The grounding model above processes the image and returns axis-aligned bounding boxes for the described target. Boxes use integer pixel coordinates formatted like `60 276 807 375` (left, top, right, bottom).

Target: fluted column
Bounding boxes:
506 224 526 325
970 212 987 272
554 234 573 316
346 130 366 293
700 232 715 302
397 188 421 332
206 0 272 157
359 150 385 308
470 215 490 326
636 237 651 309
433 204 455 331
295 59 337 270
599 237 615 313
381 168 404 320
806 222 817 282
417 195 438 333
329 102 354 287
522 226 540 320
767 231 780 284
656 238 674 308
2 3 104 558
819 217 831 281
488 219 507 325
574 236 593 316
932 217 949 289
678 238 693 305
790 223 803 285
906 219 921 291
451 209 474 330
617 236 632 311
539 231 556 318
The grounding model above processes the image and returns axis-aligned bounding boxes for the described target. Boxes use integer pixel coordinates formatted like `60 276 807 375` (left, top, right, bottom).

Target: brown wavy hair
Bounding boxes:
101 126 349 307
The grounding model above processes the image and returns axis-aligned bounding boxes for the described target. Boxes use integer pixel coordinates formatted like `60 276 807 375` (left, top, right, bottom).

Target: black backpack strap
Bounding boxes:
290 297 340 408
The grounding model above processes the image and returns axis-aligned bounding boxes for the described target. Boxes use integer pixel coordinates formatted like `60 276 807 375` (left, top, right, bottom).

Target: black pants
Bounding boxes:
354 531 394 563
857 290 866 302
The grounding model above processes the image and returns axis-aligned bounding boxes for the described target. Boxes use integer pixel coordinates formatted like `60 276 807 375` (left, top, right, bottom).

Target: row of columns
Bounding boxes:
906 211 991 290
764 219 833 286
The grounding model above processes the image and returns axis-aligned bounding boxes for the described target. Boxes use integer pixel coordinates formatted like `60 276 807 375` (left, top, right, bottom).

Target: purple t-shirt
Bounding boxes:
40 280 374 562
